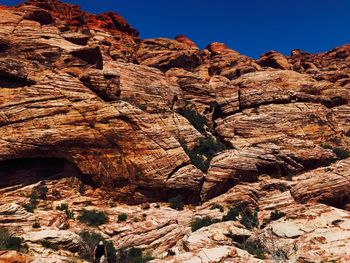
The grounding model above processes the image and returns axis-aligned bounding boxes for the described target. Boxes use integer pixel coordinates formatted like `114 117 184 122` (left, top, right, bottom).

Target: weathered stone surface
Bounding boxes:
0 251 31 263
291 159 350 209
257 50 292 70
135 38 200 71
216 102 349 149
258 204 350 262
1 1 350 262
202 142 334 200
24 230 89 255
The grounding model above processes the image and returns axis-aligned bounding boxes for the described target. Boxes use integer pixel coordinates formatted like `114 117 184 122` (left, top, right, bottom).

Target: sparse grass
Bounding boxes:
191 216 220 231
118 213 127 222
78 209 108 227
79 231 116 263
168 195 184 210
270 210 286 221
0 227 28 253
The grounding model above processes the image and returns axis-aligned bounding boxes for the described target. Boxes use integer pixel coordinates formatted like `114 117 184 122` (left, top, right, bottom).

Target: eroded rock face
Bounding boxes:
1 1 350 262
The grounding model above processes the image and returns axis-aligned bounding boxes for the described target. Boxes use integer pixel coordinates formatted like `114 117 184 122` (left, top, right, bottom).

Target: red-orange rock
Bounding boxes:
175 34 197 48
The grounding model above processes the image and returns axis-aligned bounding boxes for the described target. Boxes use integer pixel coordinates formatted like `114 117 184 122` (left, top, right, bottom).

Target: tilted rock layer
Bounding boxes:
0 1 350 262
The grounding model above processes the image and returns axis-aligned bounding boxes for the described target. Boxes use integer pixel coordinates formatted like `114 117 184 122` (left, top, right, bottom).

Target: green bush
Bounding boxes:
118 213 127 222
222 207 240 221
222 205 259 229
78 209 108 227
41 239 59 250
240 209 259 230
56 203 74 219
117 247 154 263
0 227 28 253
23 203 36 213
179 107 207 133
210 203 224 212
56 203 68 211
168 195 184 210
35 184 48 200
182 136 228 172
321 144 350 160
270 210 286 221
32 221 41 228
332 147 350 160
191 216 220 231
240 240 266 259
79 231 116 263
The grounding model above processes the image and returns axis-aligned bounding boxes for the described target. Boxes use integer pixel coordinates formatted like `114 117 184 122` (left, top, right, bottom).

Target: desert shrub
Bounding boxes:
32 221 41 228
41 239 59 250
56 203 68 211
168 195 184 210
179 107 207 133
321 144 350 160
117 247 154 263
35 184 48 200
78 209 108 226
240 240 266 259
23 203 36 213
118 213 127 222
22 191 39 213
222 207 240 221
270 210 286 221
79 231 116 263
0 227 28 253
56 203 74 219
210 203 224 212
240 209 259 230
332 147 350 160
222 205 259 229
191 216 220 231
182 136 228 172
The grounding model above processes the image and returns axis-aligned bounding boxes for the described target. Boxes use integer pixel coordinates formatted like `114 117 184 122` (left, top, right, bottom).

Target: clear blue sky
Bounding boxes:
1 0 350 58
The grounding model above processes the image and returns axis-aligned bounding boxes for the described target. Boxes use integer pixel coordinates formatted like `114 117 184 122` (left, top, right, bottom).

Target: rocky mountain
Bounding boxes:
0 0 349 262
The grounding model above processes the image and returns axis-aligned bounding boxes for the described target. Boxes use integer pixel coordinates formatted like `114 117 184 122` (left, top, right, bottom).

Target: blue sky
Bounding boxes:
1 0 350 58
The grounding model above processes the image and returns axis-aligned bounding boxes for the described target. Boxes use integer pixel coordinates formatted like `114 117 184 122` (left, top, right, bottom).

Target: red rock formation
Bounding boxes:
175 34 197 48
0 1 350 261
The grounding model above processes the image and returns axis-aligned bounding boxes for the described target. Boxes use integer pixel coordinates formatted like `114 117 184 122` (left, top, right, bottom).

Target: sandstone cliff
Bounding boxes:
0 1 350 262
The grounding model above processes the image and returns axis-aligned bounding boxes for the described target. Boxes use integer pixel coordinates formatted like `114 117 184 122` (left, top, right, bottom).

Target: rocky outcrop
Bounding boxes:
291 159 350 209
257 50 292 70
1 0 350 262
135 38 201 71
